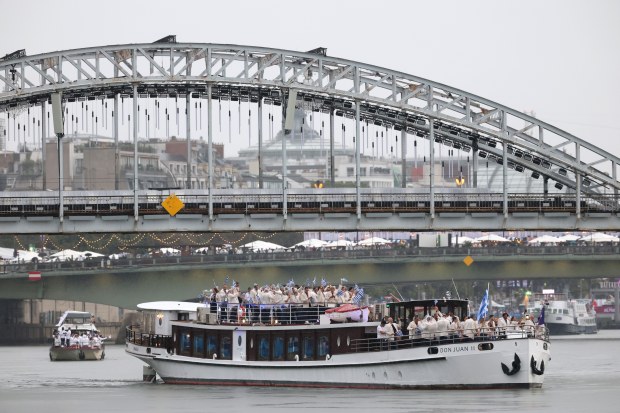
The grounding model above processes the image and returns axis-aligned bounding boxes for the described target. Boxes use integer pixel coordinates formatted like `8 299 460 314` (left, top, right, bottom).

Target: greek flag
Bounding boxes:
232 279 237 288
352 288 364 304
336 289 344 297
340 277 348 284
312 277 316 286
320 278 327 287
287 279 295 288
224 275 229 286
477 288 489 321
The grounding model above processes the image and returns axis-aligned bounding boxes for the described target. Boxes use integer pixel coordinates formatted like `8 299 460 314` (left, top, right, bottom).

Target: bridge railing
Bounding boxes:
2 244 619 276
0 189 618 217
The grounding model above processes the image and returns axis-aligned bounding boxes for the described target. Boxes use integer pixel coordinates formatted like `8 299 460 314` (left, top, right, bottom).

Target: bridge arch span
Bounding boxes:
1 41 618 194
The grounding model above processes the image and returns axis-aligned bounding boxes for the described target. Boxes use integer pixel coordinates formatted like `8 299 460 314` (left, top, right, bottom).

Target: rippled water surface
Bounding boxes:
1 331 620 412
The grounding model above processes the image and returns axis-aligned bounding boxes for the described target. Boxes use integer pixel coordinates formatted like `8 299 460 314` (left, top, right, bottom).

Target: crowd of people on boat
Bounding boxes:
52 327 104 349
200 280 365 323
378 309 541 344
203 281 363 307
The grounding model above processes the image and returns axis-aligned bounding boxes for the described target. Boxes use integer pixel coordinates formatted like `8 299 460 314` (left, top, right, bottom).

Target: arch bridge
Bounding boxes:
1 39 619 233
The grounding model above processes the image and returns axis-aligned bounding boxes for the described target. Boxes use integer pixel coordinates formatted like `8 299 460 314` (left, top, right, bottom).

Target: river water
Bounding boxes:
1 331 619 412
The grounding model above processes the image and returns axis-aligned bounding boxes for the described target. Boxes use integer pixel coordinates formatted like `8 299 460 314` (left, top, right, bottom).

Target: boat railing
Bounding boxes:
202 302 368 326
126 326 173 350
351 326 549 353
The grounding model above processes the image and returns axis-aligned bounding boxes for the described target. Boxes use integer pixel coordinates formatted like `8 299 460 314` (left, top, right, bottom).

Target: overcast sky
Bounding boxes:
1 0 619 159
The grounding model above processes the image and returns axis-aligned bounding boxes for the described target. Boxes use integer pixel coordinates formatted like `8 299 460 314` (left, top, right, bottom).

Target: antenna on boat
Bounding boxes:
392 284 405 302
451 278 461 300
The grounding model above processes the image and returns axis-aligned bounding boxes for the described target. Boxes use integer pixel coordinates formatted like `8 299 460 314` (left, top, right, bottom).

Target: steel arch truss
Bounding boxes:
1 42 618 196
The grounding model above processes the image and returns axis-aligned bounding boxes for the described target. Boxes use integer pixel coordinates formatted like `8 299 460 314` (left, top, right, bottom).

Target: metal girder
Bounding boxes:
0 42 618 193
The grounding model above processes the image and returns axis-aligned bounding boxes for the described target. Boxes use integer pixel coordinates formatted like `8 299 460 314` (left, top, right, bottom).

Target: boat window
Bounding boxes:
427 347 439 355
287 336 299 361
258 335 270 361
206 334 218 358
179 330 191 355
272 336 285 361
317 335 329 358
220 336 232 360
303 336 314 360
178 312 189 321
194 334 205 357
478 343 494 351
563 309 569 315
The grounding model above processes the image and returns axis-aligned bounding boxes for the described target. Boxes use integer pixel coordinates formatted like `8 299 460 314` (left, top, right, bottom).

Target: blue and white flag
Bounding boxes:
340 277 348 284
287 279 295 288
232 279 237 288
336 289 344 297
537 306 546 325
320 278 327 287
352 288 365 304
477 288 489 321
312 277 316 286
225 275 230 286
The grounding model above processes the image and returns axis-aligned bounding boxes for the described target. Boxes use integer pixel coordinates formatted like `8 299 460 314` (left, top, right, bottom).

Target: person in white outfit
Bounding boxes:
497 312 510 338
462 315 477 341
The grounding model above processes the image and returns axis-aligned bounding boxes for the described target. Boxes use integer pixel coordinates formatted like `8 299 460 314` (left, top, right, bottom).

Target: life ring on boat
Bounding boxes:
78 350 85 360
530 355 545 375
501 353 521 376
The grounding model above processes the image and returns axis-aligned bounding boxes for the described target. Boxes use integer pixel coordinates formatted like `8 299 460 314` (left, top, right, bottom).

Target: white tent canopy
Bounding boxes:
579 233 620 243
474 234 510 243
194 246 209 254
325 239 355 248
528 235 561 245
357 237 391 246
158 247 181 255
454 236 476 245
0 247 40 262
82 250 105 258
292 239 328 249
557 234 580 242
49 249 85 261
240 240 287 251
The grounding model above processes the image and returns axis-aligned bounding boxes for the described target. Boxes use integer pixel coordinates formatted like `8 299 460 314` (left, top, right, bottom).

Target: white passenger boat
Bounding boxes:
125 299 550 389
49 310 106 361
528 292 597 335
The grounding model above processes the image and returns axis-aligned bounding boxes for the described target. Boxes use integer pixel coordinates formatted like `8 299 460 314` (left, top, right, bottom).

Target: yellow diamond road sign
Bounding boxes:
162 194 184 216
463 256 474 266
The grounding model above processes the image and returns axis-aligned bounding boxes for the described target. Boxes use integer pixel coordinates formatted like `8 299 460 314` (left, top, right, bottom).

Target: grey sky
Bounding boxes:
1 0 619 157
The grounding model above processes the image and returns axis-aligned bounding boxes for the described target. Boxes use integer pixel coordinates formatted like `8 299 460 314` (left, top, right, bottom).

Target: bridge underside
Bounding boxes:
2 256 618 308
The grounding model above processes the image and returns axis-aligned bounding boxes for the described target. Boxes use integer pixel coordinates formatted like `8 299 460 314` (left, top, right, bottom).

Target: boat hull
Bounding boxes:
49 346 105 361
546 321 597 335
127 339 549 389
